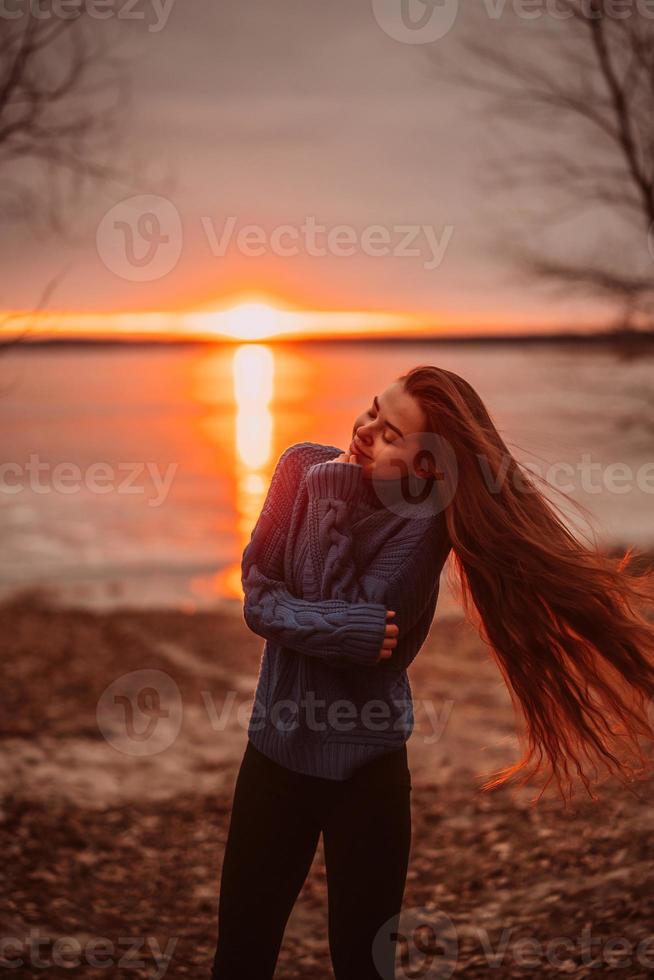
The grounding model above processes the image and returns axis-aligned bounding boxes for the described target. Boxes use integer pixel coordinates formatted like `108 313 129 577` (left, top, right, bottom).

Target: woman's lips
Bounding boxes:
350 438 370 459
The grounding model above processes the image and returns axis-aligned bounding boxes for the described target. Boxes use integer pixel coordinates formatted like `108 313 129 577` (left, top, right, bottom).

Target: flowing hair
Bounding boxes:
398 364 654 805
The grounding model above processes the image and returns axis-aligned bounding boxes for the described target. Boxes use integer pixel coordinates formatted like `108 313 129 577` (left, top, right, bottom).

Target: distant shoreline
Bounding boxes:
6 328 654 349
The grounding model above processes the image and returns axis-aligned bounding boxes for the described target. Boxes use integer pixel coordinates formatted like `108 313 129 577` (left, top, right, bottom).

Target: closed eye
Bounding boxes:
372 395 405 441
366 409 395 444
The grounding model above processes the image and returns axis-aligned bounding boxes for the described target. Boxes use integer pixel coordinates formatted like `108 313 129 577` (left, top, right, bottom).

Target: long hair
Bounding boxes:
398 364 654 805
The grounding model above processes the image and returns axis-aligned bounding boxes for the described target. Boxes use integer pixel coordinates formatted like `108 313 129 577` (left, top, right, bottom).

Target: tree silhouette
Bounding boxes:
0 9 130 348
440 0 654 330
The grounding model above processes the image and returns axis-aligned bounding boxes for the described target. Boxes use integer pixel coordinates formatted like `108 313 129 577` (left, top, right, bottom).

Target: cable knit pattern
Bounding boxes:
306 461 365 601
242 441 452 780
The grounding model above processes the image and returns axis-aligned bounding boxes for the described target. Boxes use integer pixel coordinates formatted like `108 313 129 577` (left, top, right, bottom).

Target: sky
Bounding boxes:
1 0 632 338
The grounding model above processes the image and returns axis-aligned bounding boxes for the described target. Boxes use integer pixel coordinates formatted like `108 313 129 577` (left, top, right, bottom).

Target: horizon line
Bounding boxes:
6 326 654 349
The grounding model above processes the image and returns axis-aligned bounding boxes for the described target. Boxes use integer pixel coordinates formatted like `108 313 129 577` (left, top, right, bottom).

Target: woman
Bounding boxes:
211 364 654 980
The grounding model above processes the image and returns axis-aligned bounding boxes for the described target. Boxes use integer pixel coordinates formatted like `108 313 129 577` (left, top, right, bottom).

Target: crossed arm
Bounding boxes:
241 445 446 669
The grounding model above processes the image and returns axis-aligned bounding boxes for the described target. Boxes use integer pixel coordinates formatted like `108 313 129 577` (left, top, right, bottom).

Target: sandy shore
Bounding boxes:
1 588 653 979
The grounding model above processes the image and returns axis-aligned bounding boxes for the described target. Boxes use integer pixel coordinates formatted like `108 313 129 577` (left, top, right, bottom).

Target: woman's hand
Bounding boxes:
376 611 398 664
326 451 361 466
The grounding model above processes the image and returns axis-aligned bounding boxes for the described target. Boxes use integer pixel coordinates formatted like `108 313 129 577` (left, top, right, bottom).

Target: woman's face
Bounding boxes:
349 381 429 480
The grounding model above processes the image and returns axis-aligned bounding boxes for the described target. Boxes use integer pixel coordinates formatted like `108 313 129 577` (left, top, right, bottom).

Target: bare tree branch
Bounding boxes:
431 0 654 328
0 6 132 232
0 269 69 354
0 5 137 344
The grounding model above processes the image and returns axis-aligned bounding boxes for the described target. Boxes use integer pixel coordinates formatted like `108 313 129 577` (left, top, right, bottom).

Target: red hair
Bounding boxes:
399 364 654 805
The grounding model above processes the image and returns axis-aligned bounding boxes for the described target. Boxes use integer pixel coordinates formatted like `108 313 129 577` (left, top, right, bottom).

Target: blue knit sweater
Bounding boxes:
242 441 452 780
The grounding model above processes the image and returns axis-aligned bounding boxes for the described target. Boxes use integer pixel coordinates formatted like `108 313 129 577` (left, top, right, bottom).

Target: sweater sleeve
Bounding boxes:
304 458 452 671
304 460 366 601
357 519 452 671
241 446 389 668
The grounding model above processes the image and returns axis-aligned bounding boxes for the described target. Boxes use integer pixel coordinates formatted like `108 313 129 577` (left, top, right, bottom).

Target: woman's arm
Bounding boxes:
360 520 451 671
304 459 368 601
241 445 389 668
242 444 450 671
304 457 451 671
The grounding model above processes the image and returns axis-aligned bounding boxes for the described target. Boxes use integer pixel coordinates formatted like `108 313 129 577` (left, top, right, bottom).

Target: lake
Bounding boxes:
2 340 652 610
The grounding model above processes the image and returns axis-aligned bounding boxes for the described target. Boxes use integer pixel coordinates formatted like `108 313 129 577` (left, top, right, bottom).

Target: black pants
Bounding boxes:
211 738 412 980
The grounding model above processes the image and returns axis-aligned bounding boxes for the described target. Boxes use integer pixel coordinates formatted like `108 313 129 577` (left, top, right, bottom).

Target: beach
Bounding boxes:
2 589 653 979
4 0 654 973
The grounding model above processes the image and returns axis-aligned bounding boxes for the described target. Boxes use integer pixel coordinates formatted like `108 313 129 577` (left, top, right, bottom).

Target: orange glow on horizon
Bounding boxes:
1 299 428 343
0 292 605 343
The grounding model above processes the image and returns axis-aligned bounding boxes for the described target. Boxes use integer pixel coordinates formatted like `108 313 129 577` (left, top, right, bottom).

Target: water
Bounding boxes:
1 340 652 610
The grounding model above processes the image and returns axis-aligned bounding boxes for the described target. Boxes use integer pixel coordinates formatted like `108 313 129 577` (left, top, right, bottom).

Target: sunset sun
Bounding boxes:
221 302 283 340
